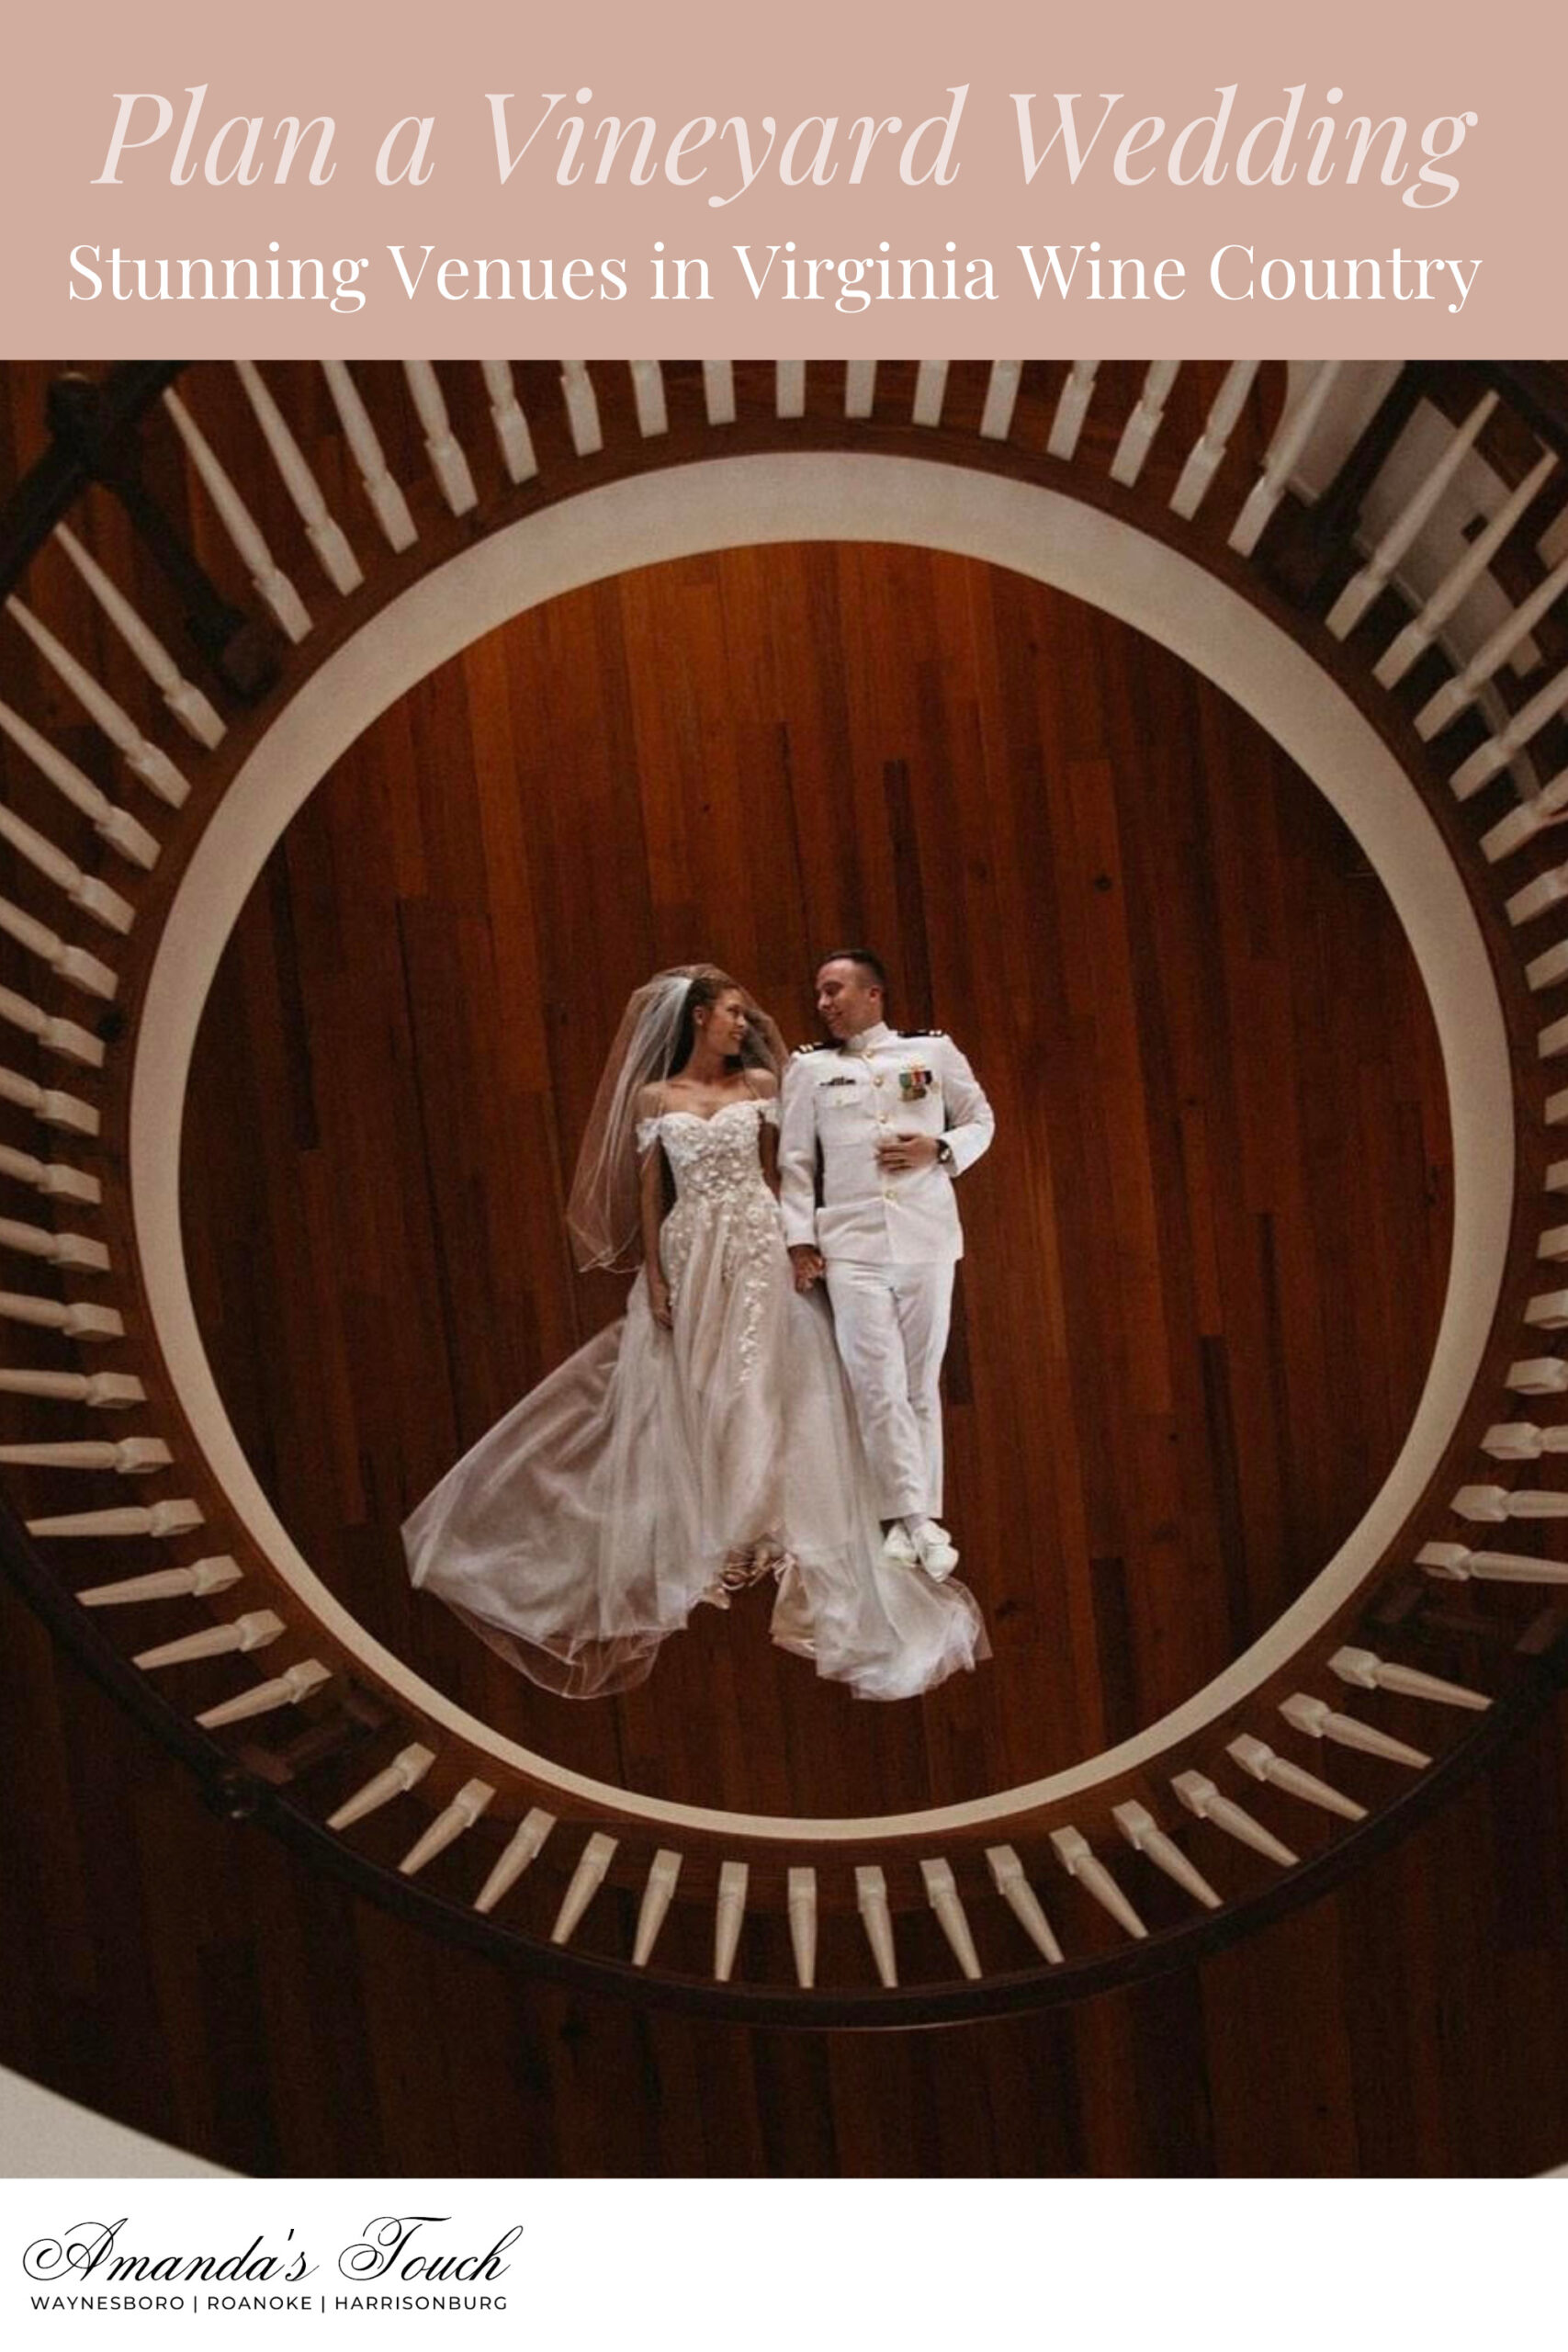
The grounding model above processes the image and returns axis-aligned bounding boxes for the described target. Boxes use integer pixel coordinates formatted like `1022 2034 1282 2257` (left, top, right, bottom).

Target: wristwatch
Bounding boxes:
936 1137 954 1168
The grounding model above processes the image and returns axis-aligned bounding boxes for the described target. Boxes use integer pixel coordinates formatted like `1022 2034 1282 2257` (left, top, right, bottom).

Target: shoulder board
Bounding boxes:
901 1027 946 1040
792 1039 835 1057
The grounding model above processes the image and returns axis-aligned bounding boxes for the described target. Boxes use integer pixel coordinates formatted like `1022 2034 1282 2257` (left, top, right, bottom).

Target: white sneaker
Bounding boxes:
908 1519 959 1580
881 1522 919 1566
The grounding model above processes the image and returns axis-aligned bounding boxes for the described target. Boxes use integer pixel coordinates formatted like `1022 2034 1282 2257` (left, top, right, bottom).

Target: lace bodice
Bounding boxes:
637 1095 779 1205
637 1097 782 1375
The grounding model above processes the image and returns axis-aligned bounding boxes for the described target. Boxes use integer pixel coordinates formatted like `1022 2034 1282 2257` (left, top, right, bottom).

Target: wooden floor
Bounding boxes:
180 539 1452 1818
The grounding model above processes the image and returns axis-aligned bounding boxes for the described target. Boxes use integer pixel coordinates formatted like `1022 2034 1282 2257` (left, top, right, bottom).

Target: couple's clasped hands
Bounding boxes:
790 1130 942 1293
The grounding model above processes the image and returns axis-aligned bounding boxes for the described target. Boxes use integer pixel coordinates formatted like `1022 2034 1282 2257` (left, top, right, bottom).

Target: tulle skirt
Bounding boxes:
402 1199 987 1700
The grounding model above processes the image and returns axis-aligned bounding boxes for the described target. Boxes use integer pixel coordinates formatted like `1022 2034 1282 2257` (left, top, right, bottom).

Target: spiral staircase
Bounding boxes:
1 354 1566 2026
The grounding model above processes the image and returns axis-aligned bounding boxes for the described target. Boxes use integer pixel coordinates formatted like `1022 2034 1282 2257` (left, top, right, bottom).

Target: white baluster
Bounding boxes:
1111 361 1180 486
1170 1770 1298 1867
1453 1480 1568 1516
978 361 1022 442
1228 361 1344 557
775 362 807 420
702 362 737 425
1417 1539 1568 1585
628 360 668 436
162 389 311 642
1524 1292 1568 1331
1481 767 1568 863
1529 943 1568 992
327 1741 435 1831
479 362 537 482
0 1068 99 1138
787 1866 818 1989
0 897 117 1002
473 1808 556 1914
1535 1228 1568 1264
985 1845 1064 1962
1537 1016 1568 1065
714 1859 749 1983
1049 1826 1147 1939
0 1142 99 1205
0 1368 139 1407
0 802 133 933
632 1848 682 1966
1325 390 1500 639
1111 1799 1222 1909
1508 865 1568 924
1549 1167 1568 1196
53 525 225 749
5 597 190 806
1374 450 1557 687
550 1830 616 1945
1047 362 1100 459
321 363 418 550
402 362 478 513
1329 1645 1489 1712
1507 1358 1568 1395
134 1608 282 1670
1279 1691 1430 1770
0 988 103 1069
1550 1092 1568 1127
0 1290 119 1338
0 699 159 867
197 1657 332 1729
78 1555 241 1606
398 1776 494 1875
1416 551 1568 741
1451 667 1568 799
1169 361 1261 519
911 362 947 428
0 1215 107 1272
855 1863 897 1987
30 1498 201 1539
559 362 603 455
0 1437 168 1473
1484 1419 1568 1457
844 361 877 422
920 1858 981 1979
1226 1732 1367 1821
235 361 363 593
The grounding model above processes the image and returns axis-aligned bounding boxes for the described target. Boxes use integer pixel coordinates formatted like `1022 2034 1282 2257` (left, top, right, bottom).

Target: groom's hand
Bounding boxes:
875 1131 941 1172
789 1245 825 1292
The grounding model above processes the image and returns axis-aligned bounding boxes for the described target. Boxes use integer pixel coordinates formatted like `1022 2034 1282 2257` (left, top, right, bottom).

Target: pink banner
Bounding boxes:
0 0 1552 356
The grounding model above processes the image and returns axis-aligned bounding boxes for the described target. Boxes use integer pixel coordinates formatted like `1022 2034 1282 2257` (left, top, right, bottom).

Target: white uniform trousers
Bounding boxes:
824 1259 954 1521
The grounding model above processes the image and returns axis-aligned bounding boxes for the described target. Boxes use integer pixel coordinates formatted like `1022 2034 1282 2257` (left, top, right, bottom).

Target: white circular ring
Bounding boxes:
131 453 1514 1840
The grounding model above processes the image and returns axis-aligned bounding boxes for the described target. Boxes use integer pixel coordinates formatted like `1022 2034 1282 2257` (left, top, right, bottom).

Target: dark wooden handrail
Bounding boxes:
0 362 185 602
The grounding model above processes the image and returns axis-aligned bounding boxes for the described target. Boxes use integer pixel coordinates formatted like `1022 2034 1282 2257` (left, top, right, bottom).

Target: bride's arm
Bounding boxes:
748 1068 782 1197
637 1087 674 1328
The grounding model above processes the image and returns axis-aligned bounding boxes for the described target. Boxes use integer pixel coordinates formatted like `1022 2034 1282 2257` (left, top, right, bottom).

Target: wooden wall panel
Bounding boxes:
179 541 1451 1820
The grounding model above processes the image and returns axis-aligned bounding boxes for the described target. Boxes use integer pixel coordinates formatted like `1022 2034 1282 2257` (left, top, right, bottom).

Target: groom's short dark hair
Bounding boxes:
820 947 887 996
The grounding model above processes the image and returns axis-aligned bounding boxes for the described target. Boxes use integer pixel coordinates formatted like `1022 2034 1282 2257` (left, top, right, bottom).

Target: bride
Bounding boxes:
402 966 987 1700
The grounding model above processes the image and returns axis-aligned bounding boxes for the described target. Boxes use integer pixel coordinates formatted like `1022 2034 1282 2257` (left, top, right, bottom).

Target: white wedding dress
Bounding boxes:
403 1094 987 1700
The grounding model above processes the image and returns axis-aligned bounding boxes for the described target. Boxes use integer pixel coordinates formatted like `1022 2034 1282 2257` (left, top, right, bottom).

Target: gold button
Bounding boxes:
873 1074 883 1087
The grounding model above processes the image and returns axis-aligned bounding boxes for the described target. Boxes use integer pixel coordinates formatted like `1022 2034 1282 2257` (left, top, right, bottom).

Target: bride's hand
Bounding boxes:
647 1270 674 1329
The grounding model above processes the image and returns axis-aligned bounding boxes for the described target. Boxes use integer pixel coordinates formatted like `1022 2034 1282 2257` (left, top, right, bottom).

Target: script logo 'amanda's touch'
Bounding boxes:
23 2214 523 2286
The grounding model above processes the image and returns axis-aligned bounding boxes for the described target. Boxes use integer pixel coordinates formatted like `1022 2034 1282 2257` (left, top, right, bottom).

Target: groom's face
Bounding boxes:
816 959 883 1041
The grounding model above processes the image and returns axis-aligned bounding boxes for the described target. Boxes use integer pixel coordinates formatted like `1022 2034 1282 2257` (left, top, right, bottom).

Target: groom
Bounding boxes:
779 951 995 1579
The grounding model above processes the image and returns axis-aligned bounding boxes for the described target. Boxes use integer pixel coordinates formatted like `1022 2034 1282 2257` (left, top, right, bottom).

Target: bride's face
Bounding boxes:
698 989 750 1059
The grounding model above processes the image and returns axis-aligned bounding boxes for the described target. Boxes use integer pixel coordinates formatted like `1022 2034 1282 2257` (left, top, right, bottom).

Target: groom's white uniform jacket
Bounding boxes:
778 1023 994 1262
778 1021 994 1521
